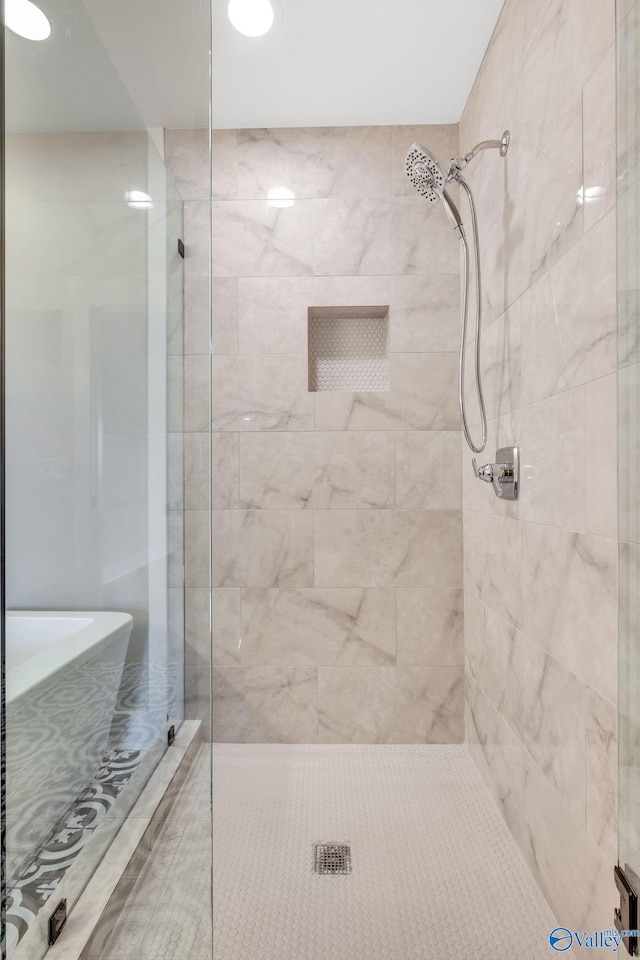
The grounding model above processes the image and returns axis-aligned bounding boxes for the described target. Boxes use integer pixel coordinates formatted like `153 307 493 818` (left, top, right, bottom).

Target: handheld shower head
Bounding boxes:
404 134 510 455
405 143 446 202
405 142 465 236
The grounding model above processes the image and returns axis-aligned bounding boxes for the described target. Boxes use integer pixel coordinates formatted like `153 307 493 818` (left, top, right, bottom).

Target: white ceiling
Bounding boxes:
84 0 505 131
9 0 505 133
212 0 505 129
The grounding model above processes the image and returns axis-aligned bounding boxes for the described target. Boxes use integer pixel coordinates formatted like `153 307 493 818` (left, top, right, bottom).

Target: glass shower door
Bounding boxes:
619 0 640 951
1 3 194 957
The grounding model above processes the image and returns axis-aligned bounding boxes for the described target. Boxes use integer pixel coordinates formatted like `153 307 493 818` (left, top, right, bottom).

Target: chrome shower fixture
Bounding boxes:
404 143 446 202
447 131 510 178
405 144 464 235
472 445 520 500
404 131 510 454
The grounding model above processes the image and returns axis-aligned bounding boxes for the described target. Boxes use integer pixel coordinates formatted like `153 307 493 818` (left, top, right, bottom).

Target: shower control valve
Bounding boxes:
472 445 520 501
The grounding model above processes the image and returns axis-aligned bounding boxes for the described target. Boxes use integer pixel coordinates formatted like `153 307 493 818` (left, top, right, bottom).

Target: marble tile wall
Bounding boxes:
460 0 618 935
165 122 465 744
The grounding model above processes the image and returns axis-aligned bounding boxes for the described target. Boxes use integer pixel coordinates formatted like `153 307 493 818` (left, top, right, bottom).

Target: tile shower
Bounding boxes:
164 0 620 941
3 0 636 956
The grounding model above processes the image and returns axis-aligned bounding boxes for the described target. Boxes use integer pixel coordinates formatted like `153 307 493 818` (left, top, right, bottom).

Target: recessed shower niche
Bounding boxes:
307 305 390 392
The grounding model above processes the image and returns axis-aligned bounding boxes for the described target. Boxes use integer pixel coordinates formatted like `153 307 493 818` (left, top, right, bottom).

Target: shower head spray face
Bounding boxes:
405 143 447 204
405 142 465 235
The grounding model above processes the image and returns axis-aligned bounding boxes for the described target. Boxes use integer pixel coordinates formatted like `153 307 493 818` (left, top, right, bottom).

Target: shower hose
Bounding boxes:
457 176 487 455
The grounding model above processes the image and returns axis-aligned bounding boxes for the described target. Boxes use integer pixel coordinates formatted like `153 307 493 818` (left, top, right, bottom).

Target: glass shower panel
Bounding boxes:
2 3 189 957
618 0 640 918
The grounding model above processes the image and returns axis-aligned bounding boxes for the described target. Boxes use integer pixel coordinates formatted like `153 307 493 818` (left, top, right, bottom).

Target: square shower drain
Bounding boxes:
313 843 352 875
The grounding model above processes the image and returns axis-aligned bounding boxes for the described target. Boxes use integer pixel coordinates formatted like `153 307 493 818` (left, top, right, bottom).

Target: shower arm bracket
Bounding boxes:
448 130 510 179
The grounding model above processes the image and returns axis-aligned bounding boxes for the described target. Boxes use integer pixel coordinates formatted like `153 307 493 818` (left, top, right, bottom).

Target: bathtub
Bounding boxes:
5 610 133 881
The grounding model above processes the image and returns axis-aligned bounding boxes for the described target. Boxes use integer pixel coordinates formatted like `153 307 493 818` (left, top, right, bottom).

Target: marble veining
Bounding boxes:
236 126 391 200
212 355 314 431
238 275 389 355
521 751 615 934
213 667 318 743
618 2 640 194
314 354 459 432
240 588 396 666
521 523 618 702
389 274 460 353
478 303 522 423
466 676 524 846
317 666 464 744
585 374 617 538
164 128 216 201
586 689 618 863
583 45 616 232
463 512 522 629
517 0 614 182
314 510 463 589
313 198 459 277
618 193 640 368
212 200 314 278
395 432 462 509
212 434 240 510
619 367 640 544
513 98 584 298
239 432 395 510
511 631 587 822
212 510 314 589
519 211 617 406
515 386 587 532
396 588 464 666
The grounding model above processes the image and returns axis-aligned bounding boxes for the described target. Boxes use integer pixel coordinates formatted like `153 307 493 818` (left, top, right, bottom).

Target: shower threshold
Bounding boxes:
42 720 203 960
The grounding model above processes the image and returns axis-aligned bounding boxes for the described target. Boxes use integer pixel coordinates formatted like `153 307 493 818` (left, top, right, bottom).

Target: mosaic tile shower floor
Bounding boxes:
101 744 558 960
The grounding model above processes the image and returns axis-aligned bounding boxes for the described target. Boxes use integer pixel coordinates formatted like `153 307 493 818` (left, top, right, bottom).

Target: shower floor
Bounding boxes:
100 743 557 960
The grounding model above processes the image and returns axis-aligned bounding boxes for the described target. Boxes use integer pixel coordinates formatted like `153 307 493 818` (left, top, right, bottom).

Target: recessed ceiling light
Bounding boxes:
267 186 295 208
126 190 153 209
228 0 274 37
5 0 51 41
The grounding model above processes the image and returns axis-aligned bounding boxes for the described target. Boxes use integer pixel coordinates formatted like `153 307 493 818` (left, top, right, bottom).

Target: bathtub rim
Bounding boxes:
6 610 133 703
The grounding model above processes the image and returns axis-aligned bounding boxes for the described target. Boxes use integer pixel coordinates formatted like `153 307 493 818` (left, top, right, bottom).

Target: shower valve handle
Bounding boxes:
472 458 495 482
472 458 507 496
472 447 520 501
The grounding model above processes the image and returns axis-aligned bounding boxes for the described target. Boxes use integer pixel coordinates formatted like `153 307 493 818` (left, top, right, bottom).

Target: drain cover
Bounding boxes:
313 843 352 875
